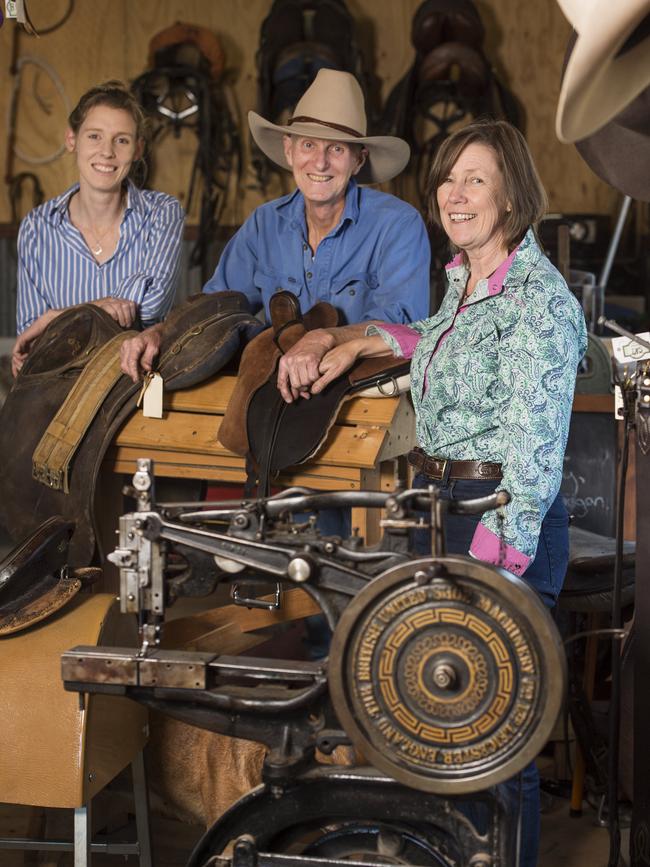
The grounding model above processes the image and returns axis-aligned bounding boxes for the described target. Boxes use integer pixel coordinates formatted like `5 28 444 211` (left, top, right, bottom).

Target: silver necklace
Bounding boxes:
87 221 115 257
77 194 124 258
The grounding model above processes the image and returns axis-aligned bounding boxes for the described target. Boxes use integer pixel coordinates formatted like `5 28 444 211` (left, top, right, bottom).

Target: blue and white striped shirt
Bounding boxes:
16 180 185 333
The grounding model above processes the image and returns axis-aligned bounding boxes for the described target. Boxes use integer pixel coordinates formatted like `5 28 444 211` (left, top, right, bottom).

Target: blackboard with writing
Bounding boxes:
560 411 618 537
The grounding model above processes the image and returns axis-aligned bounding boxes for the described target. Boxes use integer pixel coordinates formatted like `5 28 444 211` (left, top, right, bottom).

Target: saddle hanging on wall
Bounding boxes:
0 293 263 567
131 21 241 281
220 291 410 496
381 0 521 225
252 0 367 189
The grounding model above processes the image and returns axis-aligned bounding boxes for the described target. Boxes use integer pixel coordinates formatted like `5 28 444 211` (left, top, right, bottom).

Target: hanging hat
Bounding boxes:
555 0 650 143
575 86 650 201
248 68 410 184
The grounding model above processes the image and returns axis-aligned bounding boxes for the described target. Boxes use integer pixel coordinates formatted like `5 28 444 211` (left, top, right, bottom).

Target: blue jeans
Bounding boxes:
411 474 569 867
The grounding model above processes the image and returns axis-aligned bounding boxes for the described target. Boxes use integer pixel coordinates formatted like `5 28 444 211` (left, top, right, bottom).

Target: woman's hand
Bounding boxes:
310 341 367 394
91 297 137 328
277 329 336 403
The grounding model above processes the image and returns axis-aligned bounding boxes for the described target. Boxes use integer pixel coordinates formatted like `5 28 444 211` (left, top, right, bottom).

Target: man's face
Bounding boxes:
283 135 366 208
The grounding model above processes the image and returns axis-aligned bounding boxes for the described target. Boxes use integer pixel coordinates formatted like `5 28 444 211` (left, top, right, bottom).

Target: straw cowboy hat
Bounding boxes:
248 68 410 184
555 0 650 143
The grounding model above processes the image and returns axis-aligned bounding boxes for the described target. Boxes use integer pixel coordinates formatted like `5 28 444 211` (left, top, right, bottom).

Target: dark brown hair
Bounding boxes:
68 80 148 143
427 118 548 254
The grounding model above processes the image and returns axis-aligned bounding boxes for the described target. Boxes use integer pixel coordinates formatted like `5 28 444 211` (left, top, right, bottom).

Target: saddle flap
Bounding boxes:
247 374 351 482
219 293 339 457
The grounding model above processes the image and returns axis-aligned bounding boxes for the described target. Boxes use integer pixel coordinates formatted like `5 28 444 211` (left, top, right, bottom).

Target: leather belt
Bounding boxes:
408 447 502 481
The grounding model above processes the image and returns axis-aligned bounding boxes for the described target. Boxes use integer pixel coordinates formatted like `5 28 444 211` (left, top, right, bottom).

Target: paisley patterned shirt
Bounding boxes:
370 228 588 576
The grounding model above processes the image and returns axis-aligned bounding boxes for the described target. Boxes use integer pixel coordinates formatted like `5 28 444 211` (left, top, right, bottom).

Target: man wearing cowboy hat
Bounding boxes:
120 69 430 382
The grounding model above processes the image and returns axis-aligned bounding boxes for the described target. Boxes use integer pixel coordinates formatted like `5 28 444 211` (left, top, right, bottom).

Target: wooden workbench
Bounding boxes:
103 373 417 544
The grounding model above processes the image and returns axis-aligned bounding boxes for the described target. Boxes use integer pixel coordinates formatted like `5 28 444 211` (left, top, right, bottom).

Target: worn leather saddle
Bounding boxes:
220 291 410 495
0 516 101 635
0 292 263 566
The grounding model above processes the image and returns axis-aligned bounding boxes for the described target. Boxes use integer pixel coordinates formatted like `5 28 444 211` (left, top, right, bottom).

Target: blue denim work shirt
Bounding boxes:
203 179 431 324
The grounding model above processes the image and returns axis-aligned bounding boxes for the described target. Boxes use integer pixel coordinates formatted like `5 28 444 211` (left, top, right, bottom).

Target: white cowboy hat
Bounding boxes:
555 0 650 143
248 68 410 184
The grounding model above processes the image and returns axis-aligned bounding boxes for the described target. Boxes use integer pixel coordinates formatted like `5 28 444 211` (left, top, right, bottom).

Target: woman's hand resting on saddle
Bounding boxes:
277 329 392 403
310 340 368 393
11 296 138 378
90 296 137 328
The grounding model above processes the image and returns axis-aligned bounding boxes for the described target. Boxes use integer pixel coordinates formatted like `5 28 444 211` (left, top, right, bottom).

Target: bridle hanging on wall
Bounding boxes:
381 0 521 266
131 22 241 283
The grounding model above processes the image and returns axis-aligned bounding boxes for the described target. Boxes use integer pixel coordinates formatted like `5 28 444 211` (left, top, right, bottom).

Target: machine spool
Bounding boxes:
329 556 566 794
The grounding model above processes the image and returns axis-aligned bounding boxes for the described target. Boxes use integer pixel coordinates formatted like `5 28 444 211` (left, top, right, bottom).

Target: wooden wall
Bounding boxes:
0 0 619 228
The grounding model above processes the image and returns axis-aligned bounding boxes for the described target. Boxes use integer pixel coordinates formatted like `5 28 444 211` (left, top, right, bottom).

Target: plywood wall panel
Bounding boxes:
0 0 621 228
0 1 130 220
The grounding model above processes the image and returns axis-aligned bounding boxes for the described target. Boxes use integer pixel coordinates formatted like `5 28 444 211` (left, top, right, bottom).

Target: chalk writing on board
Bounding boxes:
562 469 607 520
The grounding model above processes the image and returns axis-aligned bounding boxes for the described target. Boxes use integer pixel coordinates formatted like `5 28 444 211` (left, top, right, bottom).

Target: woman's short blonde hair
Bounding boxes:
427 118 548 254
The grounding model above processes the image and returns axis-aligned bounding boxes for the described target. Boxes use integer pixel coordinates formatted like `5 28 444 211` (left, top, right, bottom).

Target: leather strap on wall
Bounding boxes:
32 330 137 493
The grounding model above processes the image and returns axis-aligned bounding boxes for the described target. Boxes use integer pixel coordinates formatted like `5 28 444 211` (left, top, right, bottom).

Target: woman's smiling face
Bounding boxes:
66 104 142 193
436 142 509 257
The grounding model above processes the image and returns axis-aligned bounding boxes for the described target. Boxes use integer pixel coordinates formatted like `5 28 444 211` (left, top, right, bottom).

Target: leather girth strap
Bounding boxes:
32 329 137 493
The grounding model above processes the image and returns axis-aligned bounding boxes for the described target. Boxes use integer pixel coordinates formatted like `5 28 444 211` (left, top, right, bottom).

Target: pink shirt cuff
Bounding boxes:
469 524 531 577
373 324 420 359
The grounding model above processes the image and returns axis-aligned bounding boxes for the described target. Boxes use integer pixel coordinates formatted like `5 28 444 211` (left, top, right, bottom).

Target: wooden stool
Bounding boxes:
0 593 151 865
558 526 635 816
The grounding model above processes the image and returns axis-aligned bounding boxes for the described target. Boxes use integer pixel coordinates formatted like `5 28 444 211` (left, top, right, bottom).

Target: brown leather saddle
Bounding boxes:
0 516 100 635
0 292 263 566
220 291 410 495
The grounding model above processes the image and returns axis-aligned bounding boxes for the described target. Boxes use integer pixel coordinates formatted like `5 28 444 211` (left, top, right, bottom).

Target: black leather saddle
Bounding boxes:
220 291 410 496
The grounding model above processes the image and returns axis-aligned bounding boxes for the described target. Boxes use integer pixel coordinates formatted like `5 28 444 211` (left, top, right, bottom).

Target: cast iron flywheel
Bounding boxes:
329 556 565 794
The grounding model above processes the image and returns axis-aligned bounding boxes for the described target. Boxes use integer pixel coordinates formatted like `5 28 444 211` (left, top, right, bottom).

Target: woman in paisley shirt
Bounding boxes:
277 118 587 867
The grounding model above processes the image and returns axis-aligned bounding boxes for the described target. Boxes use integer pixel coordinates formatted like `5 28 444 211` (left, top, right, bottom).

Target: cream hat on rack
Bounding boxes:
248 68 410 184
555 0 650 143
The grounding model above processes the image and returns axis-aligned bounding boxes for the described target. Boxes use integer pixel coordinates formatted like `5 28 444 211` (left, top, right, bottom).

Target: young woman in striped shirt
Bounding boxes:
11 81 184 376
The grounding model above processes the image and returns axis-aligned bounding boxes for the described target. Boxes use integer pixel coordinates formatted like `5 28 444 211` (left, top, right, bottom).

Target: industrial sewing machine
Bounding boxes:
61 459 566 867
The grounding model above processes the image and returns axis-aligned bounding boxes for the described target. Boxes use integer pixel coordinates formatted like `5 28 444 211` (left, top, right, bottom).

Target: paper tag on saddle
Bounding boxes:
140 372 164 418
